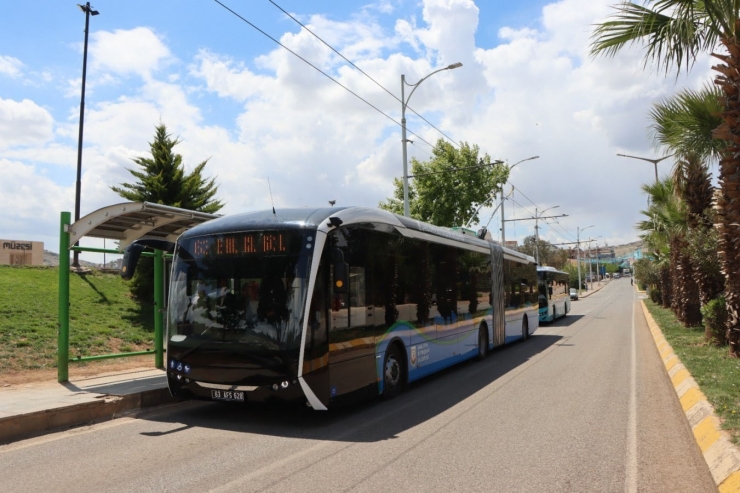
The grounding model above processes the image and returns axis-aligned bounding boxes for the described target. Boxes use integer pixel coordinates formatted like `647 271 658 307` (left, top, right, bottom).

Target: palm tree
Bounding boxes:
637 178 705 326
649 84 725 160
637 179 680 310
592 1 740 356
649 90 725 311
673 154 724 307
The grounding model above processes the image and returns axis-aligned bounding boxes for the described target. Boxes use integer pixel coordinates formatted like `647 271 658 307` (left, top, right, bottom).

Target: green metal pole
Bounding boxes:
58 212 71 383
154 249 164 369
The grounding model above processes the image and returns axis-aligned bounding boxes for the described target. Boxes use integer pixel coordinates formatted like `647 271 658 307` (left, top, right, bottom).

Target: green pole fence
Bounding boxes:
57 219 172 377
58 212 71 383
154 249 164 369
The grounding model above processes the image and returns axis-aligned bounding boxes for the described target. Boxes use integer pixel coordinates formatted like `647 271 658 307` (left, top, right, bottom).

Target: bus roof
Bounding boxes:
180 206 535 264
537 266 568 276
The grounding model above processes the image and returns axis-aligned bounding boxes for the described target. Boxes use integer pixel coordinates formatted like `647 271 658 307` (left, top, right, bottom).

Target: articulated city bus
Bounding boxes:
536 266 571 322
125 207 538 410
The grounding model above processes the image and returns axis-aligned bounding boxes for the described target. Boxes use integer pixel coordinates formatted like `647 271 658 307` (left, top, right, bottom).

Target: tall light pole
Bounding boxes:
500 155 539 244
586 237 602 291
73 2 99 268
534 205 559 264
616 153 672 184
577 225 593 296
401 62 462 217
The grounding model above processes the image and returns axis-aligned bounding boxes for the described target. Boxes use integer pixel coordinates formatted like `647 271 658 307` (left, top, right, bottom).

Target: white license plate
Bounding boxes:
210 389 245 402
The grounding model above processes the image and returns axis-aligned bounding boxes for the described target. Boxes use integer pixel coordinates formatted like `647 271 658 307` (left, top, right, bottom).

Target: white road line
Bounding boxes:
626 290 638 492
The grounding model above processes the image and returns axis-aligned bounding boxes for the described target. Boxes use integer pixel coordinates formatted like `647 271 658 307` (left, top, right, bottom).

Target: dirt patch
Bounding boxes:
0 355 157 387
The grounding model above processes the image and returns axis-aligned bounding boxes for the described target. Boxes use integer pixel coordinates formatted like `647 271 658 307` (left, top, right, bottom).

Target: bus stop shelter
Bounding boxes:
58 202 218 382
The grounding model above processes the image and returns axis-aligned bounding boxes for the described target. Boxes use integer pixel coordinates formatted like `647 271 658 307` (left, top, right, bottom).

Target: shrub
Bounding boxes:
701 296 727 346
648 287 662 305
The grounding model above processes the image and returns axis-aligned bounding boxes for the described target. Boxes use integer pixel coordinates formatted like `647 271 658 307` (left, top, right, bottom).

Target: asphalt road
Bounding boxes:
0 279 717 492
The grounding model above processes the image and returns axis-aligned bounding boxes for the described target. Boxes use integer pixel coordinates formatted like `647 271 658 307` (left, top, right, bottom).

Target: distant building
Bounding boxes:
1 239 44 266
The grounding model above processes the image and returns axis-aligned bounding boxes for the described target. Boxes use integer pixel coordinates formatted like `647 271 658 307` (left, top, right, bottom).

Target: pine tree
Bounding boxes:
111 123 223 213
112 123 225 299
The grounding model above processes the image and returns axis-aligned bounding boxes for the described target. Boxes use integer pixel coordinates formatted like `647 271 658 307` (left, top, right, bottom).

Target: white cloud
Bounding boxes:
190 51 273 102
2 0 724 255
0 55 23 78
0 159 69 241
89 27 173 79
0 98 54 149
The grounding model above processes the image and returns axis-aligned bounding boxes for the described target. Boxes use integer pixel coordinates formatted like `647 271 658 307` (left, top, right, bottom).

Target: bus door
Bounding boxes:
327 228 378 400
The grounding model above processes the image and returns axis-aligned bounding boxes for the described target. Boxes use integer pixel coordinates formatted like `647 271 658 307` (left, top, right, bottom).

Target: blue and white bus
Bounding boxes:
536 266 571 322
127 207 538 410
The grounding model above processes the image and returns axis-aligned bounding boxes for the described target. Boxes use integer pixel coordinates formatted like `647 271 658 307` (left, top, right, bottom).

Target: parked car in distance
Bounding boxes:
570 288 578 300
613 273 621 279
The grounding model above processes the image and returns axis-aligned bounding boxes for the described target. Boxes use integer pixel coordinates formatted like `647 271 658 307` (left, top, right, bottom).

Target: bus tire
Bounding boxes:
522 316 529 341
476 324 488 361
383 343 405 399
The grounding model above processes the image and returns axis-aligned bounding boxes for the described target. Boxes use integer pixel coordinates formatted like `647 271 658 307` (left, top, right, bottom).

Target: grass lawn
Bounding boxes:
0 265 155 373
644 299 740 445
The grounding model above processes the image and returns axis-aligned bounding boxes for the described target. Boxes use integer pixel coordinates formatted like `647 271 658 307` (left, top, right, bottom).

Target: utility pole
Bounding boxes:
504 211 568 259
576 225 594 296
501 192 505 245
73 2 99 268
587 239 594 291
534 205 559 265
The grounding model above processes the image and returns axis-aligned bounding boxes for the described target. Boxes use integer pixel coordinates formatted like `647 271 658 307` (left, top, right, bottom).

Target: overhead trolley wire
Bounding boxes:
508 182 576 242
268 0 461 149
213 0 437 150
503 182 576 244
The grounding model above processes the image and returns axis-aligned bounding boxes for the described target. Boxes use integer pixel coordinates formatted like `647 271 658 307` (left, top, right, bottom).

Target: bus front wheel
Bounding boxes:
383 344 405 399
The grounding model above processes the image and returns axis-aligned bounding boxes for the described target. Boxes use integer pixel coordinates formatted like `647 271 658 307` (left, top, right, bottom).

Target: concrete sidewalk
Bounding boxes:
579 279 610 298
0 367 175 444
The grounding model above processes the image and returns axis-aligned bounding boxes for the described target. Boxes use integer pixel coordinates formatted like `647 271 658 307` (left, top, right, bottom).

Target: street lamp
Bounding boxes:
577 225 594 296
585 236 602 290
616 153 672 183
72 2 99 268
401 62 462 217
500 156 539 244
535 205 559 264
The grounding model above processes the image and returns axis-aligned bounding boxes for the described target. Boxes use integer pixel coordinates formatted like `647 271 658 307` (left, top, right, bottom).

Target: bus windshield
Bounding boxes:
167 230 314 352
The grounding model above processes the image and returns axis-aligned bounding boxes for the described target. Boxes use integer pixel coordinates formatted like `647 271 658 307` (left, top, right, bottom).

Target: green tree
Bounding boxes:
649 84 725 160
517 235 568 269
649 89 724 328
590 0 740 356
560 263 582 289
112 123 225 299
379 139 509 228
112 124 224 213
637 177 704 327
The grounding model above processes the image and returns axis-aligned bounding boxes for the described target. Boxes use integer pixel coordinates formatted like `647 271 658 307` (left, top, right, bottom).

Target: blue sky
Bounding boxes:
0 0 714 262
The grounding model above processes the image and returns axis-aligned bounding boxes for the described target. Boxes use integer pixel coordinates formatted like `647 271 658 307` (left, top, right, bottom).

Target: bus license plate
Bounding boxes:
211 389 245 402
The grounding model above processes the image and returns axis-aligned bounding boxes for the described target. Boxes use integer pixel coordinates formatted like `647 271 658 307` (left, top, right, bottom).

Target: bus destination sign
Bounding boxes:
189 232 289 258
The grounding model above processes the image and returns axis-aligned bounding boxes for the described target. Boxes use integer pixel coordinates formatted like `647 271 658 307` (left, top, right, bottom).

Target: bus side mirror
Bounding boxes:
332 248 349 294
120 243 145 281
120 238 175 280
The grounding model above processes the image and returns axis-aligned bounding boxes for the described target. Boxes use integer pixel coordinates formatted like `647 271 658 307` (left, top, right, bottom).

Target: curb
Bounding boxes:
641 300 740 493
0 387 177 445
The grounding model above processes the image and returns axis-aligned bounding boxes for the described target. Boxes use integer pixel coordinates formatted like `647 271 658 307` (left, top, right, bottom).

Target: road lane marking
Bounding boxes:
626 293 637 493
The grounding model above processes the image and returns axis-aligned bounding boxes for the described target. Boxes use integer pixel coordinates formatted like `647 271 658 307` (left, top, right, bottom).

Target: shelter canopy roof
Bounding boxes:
66 202 219 251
